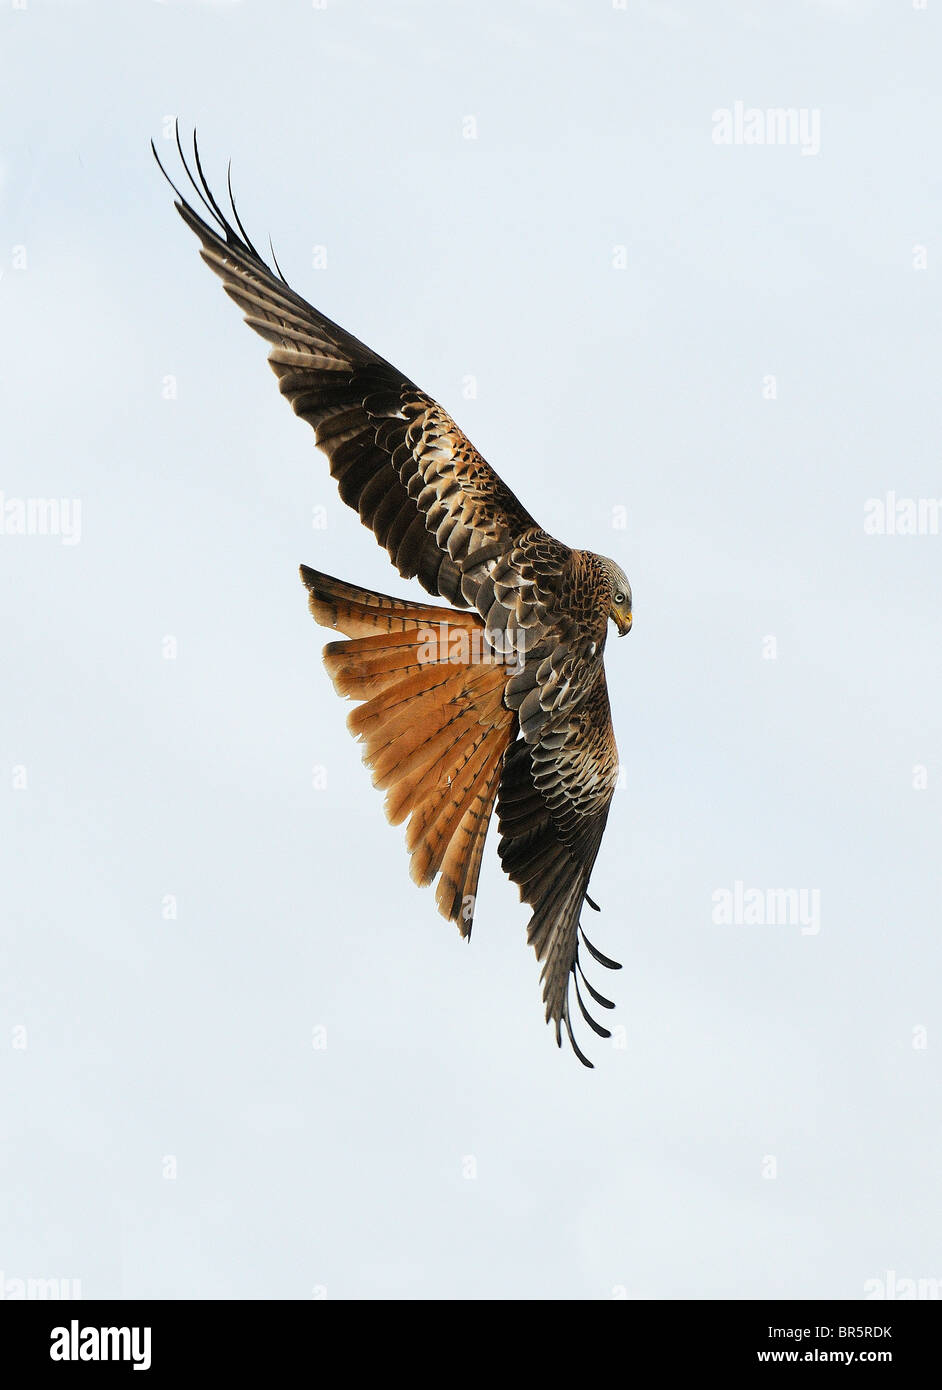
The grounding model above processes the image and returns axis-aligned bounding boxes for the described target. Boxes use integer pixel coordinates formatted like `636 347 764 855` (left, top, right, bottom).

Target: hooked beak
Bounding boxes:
614 609 633 636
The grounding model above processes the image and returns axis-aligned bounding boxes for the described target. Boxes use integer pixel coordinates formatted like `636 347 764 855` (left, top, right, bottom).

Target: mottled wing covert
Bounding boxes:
153 130 538 611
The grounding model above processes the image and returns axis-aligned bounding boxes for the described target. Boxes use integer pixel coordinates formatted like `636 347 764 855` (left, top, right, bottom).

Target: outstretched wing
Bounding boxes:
497 660 621 1068
152 130 537 611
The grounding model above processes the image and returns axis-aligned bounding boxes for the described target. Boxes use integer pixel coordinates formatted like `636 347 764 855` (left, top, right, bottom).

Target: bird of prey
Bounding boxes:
154 131 633 1066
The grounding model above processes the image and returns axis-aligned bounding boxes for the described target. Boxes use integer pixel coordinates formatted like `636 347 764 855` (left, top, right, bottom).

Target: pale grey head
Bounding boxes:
598 555 633 636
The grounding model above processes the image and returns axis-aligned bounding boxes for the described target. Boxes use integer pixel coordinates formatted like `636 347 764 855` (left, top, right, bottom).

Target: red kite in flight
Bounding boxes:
155 132 633 1066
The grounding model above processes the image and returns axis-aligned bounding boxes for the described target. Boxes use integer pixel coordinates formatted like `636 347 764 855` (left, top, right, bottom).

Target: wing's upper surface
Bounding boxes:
153 131 537 613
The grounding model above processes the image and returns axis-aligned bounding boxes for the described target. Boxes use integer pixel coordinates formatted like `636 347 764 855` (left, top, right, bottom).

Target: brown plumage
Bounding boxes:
304 569 514 925
155 129 634 1066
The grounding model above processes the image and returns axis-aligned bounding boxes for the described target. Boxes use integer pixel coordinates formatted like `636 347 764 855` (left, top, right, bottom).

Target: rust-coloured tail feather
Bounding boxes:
302 565 454 637
435 752 505 927
301 566 515 933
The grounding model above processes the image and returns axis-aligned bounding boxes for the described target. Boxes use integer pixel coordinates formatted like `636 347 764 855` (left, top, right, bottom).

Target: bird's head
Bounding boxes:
600 556 633 636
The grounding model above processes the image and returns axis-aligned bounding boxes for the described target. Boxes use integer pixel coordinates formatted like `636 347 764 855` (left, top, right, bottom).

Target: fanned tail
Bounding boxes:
301 565 516 934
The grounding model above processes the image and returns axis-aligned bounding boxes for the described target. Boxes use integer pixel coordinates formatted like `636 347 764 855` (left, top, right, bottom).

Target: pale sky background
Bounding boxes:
2 0 940 1299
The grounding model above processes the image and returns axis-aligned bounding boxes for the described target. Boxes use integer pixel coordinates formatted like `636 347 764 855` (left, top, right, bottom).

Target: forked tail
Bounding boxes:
300 565 516 933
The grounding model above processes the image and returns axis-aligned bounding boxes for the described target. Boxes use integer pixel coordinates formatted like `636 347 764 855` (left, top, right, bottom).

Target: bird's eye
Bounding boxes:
614 592 626 605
